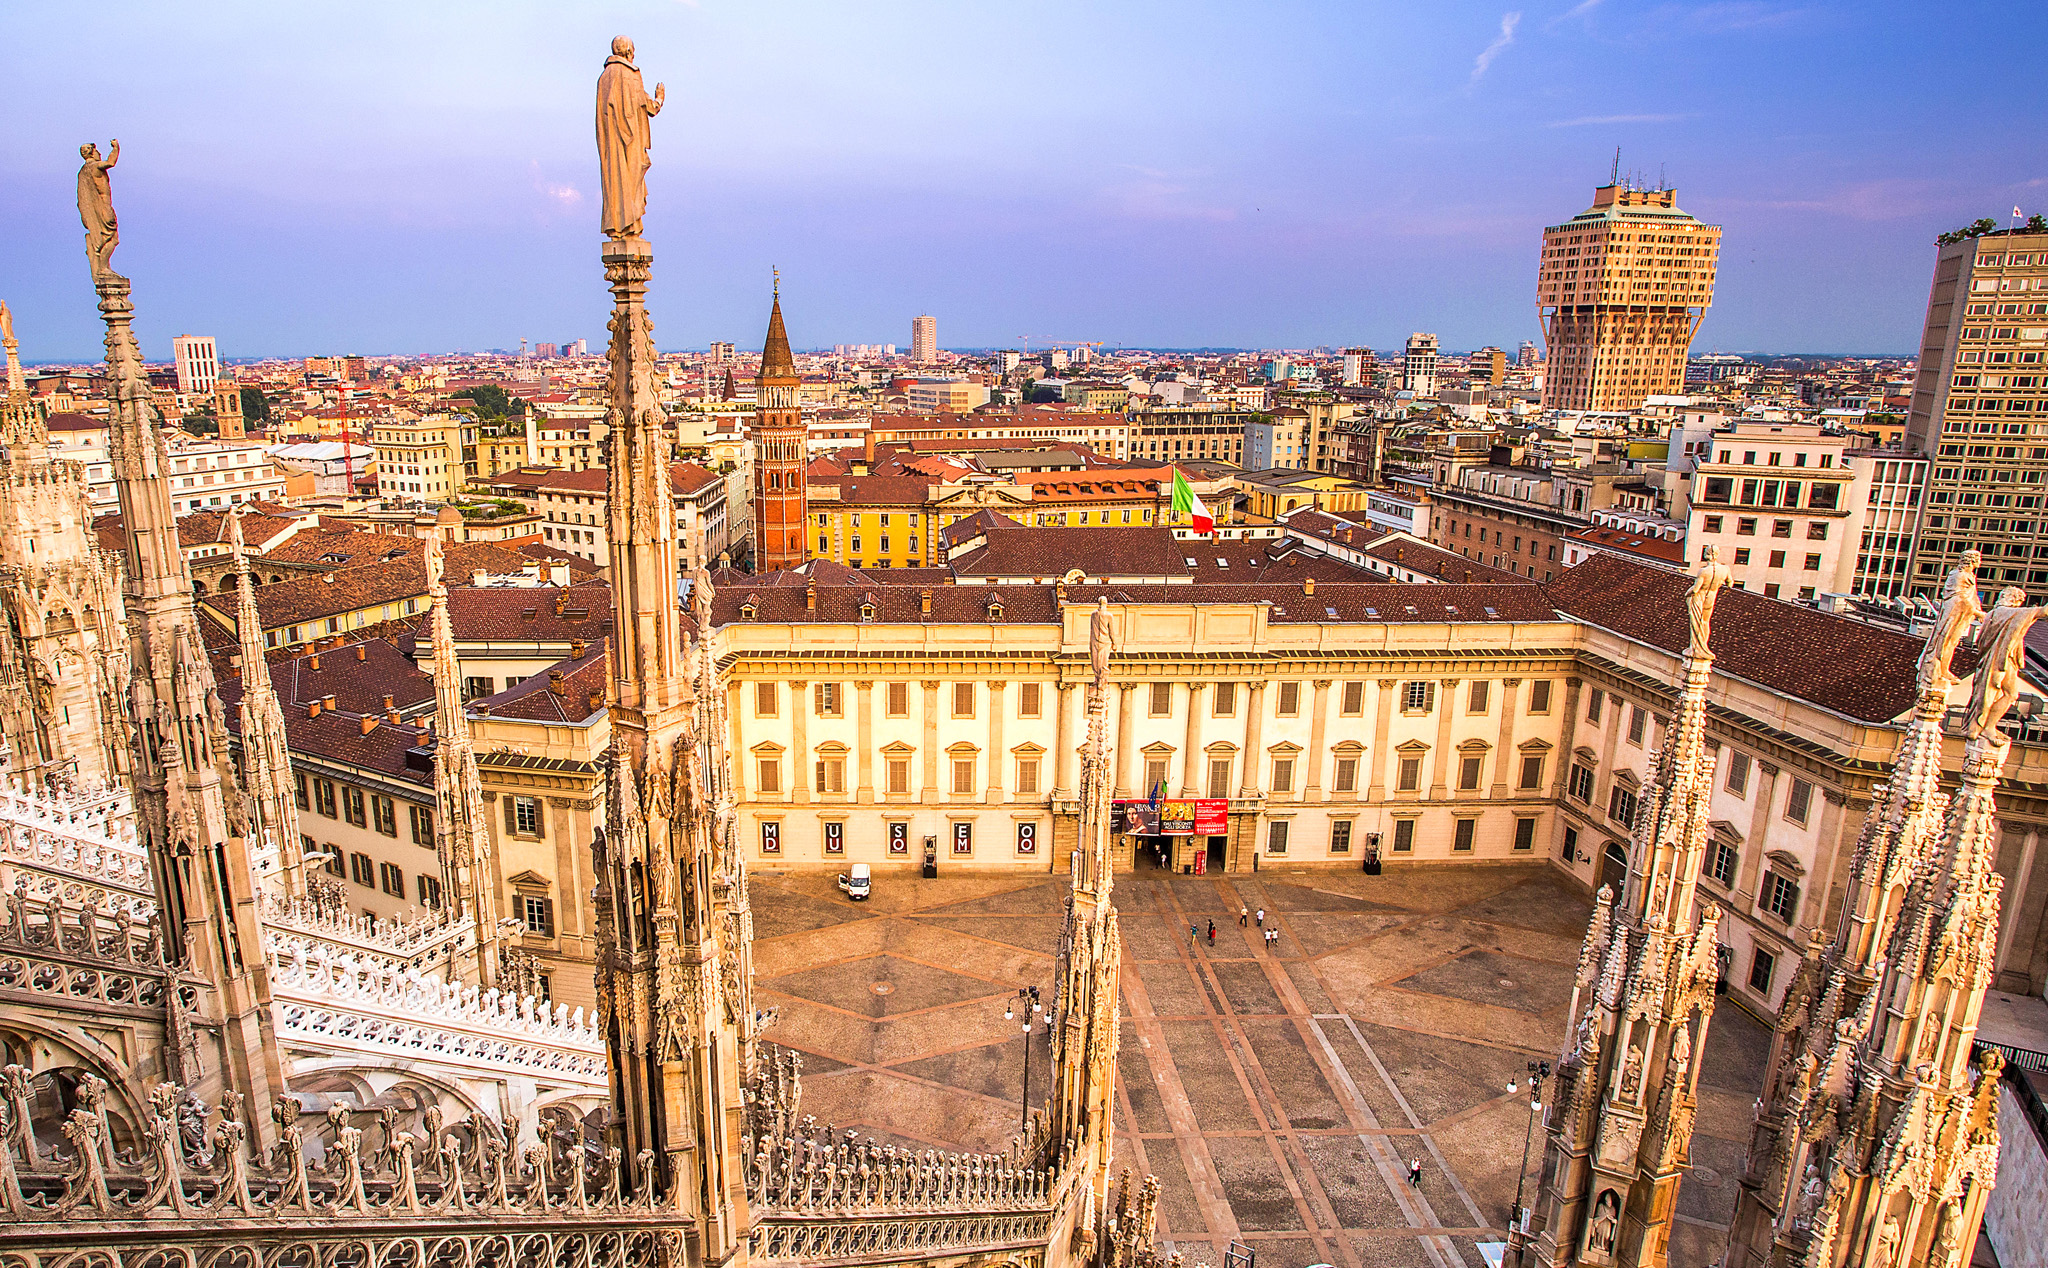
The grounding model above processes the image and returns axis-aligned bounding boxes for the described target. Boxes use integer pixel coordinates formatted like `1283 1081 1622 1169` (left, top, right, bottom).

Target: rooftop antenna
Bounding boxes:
1659 163 1667 192
1611 147 1621 185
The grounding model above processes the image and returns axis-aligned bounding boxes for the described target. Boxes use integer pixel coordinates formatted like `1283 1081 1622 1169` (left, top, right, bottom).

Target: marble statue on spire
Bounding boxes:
1685 543 1732 657
1089 597 1113 690
1919 549 1986 694
595 37 664 239
77 140 121 278
1964 585 2042 745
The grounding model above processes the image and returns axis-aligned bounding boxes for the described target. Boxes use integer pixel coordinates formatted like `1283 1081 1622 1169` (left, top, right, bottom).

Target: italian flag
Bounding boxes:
1171 468 1213 534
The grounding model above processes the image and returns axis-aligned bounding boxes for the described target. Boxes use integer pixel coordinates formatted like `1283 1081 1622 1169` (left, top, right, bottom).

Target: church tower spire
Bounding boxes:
80 139 288 1142
228 509 305 900
750 277 807 574
424 534 503 985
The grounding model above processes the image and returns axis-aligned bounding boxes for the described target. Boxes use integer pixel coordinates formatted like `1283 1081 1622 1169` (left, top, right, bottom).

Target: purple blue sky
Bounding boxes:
4 1 2044 361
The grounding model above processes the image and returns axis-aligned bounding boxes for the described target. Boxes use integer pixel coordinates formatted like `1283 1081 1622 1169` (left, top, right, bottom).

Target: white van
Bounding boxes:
837 862 872 900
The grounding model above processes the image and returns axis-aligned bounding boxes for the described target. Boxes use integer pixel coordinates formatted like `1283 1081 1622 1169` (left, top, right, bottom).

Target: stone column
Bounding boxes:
1238 681 1265 799
1806 786 1850 938
987 680 1007 804
1053 681 1077 799
921 680 940 805
1178 682 1206 797
1996 826 2041 981
1737 761 1780 901
1490 677 1520 799
1302 679 1332 800
1427 679 1461 800
1367 678 1397 801
1113 684 1136 798
790 678 809 805
855 680 875 804
1550 677 1583 804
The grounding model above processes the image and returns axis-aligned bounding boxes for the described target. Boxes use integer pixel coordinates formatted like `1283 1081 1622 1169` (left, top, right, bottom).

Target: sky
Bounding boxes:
4 1 2045 362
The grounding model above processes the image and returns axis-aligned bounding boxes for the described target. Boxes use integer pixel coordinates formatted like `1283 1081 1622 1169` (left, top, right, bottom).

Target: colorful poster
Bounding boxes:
1114 801 1159 836
1159 799 1198 836
1194 799 1229 834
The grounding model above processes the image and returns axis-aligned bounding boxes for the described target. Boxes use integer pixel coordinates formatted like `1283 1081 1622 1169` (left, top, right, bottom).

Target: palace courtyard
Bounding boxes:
751 862 1770 1268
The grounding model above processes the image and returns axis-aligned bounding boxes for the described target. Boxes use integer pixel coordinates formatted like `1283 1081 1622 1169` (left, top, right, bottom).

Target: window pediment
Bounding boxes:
749 741 786 755
1395 739 1430 753
880 741 915 756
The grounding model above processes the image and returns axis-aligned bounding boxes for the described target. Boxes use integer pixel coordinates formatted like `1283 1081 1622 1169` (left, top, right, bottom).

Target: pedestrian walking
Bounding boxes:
1408 1159 1422 1187
1256 908 1265 928
1206 920 1216 945
1238 906 1249 927
1189 923 1198 944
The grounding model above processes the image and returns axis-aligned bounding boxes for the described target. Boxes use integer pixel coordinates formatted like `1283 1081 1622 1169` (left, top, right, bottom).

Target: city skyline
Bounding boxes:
4 0 2044 360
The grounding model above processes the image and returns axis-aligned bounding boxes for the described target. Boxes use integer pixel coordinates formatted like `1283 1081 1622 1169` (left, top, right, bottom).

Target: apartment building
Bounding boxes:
1684 420 1857 600
371 414 469 500
1429 458 1620 584
47 414 287 513
867 408 1131 460
1242 407 1309 470
1402 333 1439 396
1127 404 1251 465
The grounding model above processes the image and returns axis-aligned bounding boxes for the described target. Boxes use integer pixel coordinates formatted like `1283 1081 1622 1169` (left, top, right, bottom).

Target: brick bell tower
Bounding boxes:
749 279 807 574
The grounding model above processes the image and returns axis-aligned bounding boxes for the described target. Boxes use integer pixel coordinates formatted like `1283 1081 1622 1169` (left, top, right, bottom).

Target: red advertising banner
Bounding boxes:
1194 799 1229 834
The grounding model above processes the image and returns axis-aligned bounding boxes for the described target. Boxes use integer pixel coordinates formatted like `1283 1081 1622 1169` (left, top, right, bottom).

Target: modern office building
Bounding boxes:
1474 345 1507 386
912 313 938 365
1340 348 1374 386
1904 227 2048 597
1402 333 1439 396
171 333 219 394
1536 183 1721 412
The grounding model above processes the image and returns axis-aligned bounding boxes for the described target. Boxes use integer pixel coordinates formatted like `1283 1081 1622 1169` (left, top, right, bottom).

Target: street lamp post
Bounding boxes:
1005 986 1045 1132
1509 1059 1551 1237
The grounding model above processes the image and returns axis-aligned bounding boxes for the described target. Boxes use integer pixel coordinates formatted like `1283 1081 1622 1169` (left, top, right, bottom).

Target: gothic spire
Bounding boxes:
759 288 795 381
0 301 42 451
425 534 501 985
228 509 306 900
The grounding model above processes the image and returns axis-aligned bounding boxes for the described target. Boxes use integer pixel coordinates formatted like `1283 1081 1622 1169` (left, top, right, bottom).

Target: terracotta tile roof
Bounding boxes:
443 582 614 641
472 642 609 723
950 526 1192 579
260 525 423 568
279 710 435 786
1363 535 1528 585
941 509 1024 547
1566 525 1688 565
524 461 722 498
1545 554 1928 722
218 637 433 719
1181 540 1380 584
814 475 934 506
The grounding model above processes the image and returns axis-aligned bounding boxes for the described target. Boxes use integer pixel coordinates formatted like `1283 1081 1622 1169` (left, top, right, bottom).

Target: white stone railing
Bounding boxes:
267 936 606 1086
0 784 154 926
259 890 477 969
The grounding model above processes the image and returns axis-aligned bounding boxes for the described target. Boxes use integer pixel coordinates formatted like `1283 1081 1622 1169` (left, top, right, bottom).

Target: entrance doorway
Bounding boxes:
1133 838 1168 870
1206 835 1227 873
1600 842 1628 896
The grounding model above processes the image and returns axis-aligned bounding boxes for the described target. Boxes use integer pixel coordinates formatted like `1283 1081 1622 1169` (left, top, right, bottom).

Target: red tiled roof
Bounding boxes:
1566 525 1687 565
443 582 614 641
1545 554 1928 723
950 526 1191 579
473 643 609 723
219 636 433 719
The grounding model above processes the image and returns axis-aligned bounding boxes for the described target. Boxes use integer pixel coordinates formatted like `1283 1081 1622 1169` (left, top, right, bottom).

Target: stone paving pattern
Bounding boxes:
752 862 1769 1268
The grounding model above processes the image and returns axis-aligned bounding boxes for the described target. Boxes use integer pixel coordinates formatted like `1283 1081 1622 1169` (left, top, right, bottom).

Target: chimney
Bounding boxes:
1395 546 1404 562
1463 569 1472 583
805 583 817 612
864 430 877 467
920 589 933 615
307 700 321 718
587 688 604 714
308 653 321 671
549 670 566 696
323 694 337 711
554 592 568 616
386 706 401 723
359 716 378 736
1304 578 1315 596
473 569 488 587
550 563 571 587
356 644 367 661
381 693 395 712
571 639 587 660
1342 528 1353 543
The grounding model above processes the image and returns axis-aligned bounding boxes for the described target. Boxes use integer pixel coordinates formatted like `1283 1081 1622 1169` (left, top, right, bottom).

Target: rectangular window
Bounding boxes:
758 758 781 794
379 861 404 897
1785 778 1814 825
294 772 310 811
815 682 842 717
1528 680 1553 713
1468 680 1490 713
953 682 975 718
1734 547 1752 565
1519 755 1544 790
1452 819 1476 852
512 795 541 836
371 795 397 837
1144 757 1169 792
1341 681 1365 715
1401 681 1434 712
417 874 444 908
522 894 555 936
887 759 910 795
952 759 976 796
1763 873 1800 922
1703 515 1723 533
1749 947 1776 994
1271 757 1294 792
349 851 373 886
1018 682 1042 718
464 676 494 700
409 804 433 844
1457 755 1482 791
1213 682 1237 717
1803 553 1822 571
1335 756 1359 792
1207 758 1232 798
1330 821 1353 853
1392 819 1415 853
815 757 845 794
1563 825 1578 861
1725 751 1751 796
1277 681 1301 716
1586 688 1603 723
887 682 909 717
1149 682 1173 716
1267 820 1289 854
1707 839 1738 888
1513 818 1535 851
315 778 338 818
1017 758 1041 795
1610 786 1639 827
342 786 367 828
755 682 778 717
1397 756 1422 792
1569 763 1594 802
1628 706 1647 745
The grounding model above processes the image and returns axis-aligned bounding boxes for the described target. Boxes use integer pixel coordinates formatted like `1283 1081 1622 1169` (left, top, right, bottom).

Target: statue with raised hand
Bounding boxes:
1685 543 1734 657
78 140 121 277
1963 585 2043 744
596 38 664 239
1918 549 1985 695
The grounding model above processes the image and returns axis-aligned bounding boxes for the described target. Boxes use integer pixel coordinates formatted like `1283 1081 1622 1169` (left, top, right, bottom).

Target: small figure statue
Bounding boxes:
425 534 446 598
1873 1214 1901 1266
1963 585 2042 744
596 38 664 239
1917 550 1985 694
1089 597 1113 690
77 140 121 277
1685 543 1733 657
1588 1189 1620 1255
1619 1043 1644 1098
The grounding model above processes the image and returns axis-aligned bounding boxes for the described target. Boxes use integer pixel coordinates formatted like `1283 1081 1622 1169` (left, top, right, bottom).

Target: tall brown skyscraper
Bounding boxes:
752 286 809 573
1537 183 1720 412
1904 226 2048 598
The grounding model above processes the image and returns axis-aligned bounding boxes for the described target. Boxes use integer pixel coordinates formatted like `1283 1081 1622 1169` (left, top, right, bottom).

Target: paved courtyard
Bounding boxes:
751 862 1768 1268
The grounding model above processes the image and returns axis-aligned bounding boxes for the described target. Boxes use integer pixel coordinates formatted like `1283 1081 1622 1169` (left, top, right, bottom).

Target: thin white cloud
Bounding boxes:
529 160 582 206
1561 0 1604 19
1546 113 1697 127
1470 12 1522 84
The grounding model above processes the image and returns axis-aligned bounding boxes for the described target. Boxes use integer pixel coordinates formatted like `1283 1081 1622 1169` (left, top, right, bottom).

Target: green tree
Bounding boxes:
454 385 525 419
238 386 272 425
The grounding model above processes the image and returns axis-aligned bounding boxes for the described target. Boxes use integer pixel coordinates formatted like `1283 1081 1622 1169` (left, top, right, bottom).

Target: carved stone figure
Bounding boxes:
1963 586 2042 742
1089 597 1113 689
1619 1043 1644 1098
425 534 445 597
77 141 121 277
1873 1214 1901 1265
1685 543 1733 656
1589 1189 1620 1254
1918 550 1985 694
595 38 664 239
